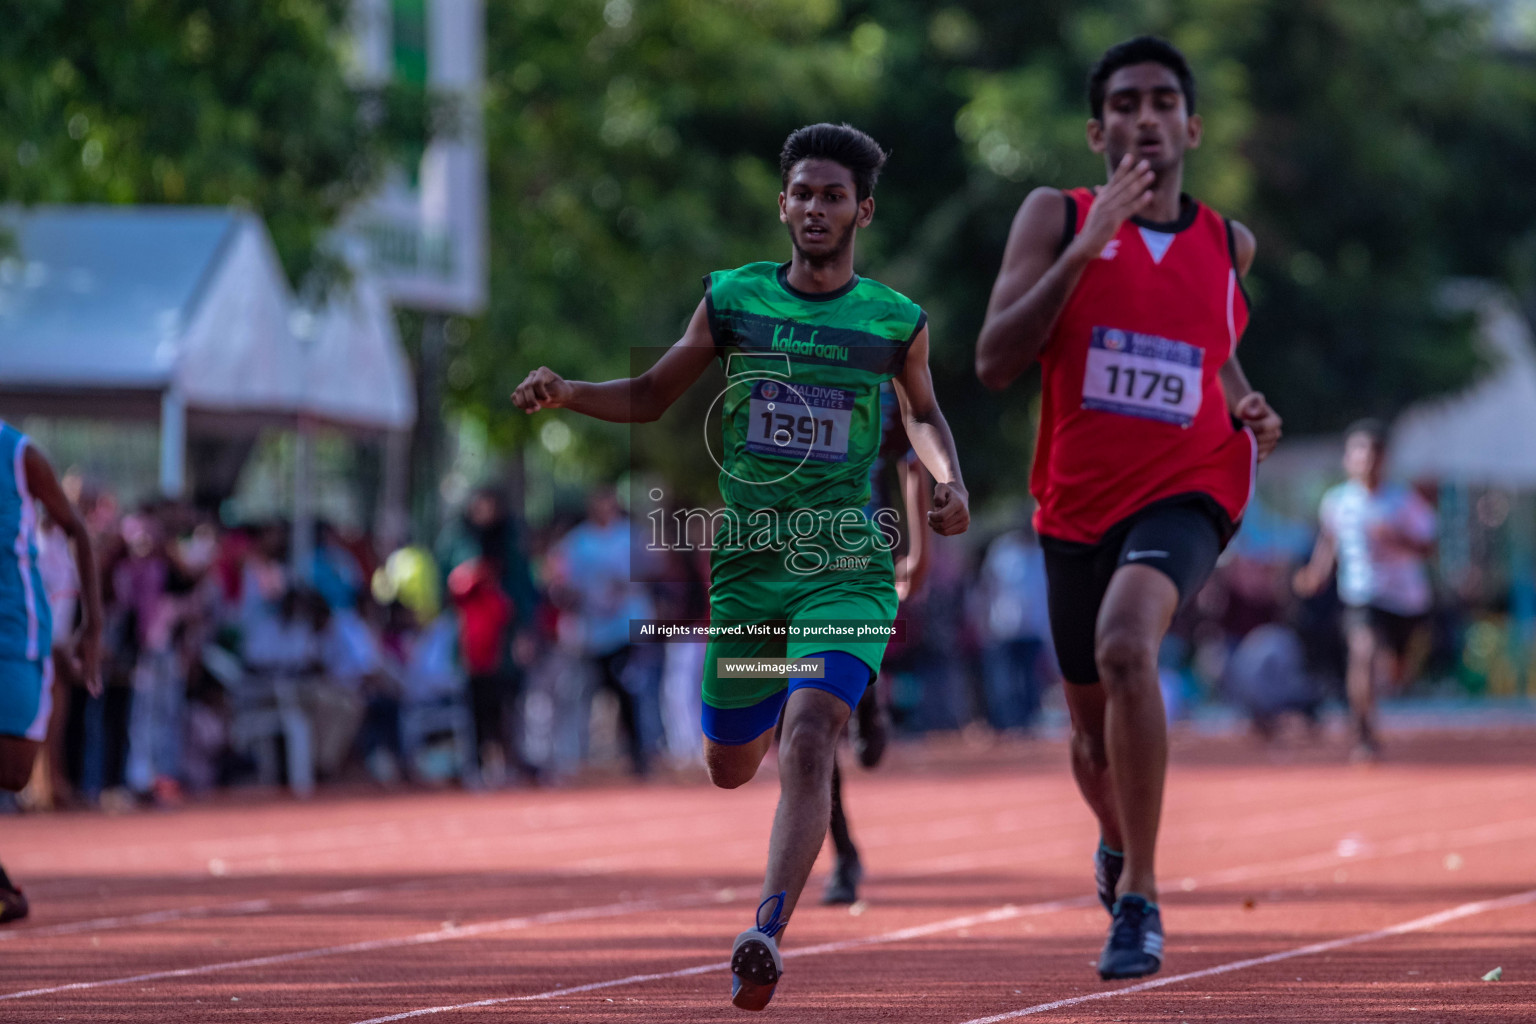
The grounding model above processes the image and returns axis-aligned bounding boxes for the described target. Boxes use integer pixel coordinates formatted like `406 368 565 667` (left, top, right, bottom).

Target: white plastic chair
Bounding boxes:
201 644 316 798
400 694 480 786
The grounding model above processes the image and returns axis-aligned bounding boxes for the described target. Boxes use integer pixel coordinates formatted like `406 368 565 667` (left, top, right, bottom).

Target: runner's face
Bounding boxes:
779 159 872 267
1091 63 1200 176
1343 432 1384 485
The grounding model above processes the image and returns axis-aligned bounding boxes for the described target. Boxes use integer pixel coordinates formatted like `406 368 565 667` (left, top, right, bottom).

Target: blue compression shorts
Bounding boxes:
700 650 871 746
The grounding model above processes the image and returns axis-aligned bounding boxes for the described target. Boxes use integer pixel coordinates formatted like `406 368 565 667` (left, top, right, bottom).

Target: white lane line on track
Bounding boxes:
0 880 478 944
953 887 1536 1023
907 811 1536 884
349 897 1097 1023
9 804 736 875
0 900 275 942
0 791 1451 947
6 783 794 875
350 775 1528 875
1185 812 1536 889
344 815 1536 1023
3 792 1525 996
898 778 1536 876
352 884 1536 1024
201 778 1088 876
0 802 1081 944
14 780 1052 877
5 804 1528 1002
23 771 1507 880
0 883 419 944
551 778 1532 876
11 778 1459 940
0 889 736 1002
25 768 1492 876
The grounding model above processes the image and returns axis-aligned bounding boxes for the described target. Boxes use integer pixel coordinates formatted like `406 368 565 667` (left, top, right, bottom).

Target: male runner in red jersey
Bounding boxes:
975 36 1282 980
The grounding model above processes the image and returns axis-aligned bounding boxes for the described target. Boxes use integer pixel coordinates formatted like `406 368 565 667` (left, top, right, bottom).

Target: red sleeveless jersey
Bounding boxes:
1031 189 1256 544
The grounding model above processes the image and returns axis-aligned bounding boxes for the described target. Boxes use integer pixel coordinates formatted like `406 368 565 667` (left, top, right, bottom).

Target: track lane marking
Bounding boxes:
954 887 1536 1022
0 881 467 944
912 781 1527 869
7 778 1531 1006
350 897 1096 1023
908 809 1536 880
22 767 1505 875
0 889 736 1002
351 884 1536 1023
6 805 1531 1003
342 819 1536 1023
10 776 1494 942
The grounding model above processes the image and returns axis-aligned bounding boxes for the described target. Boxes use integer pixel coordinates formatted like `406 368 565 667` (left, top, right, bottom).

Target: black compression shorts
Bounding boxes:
1040 495 1230 685
1342 605 1426 658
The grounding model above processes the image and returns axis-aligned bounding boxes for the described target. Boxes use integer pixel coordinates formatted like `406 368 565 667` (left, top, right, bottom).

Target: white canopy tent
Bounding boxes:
1391 283 1536 488
0 205 415 499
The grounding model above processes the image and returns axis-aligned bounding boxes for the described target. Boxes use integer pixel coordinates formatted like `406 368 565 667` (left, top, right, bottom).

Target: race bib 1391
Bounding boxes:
745 379 855 463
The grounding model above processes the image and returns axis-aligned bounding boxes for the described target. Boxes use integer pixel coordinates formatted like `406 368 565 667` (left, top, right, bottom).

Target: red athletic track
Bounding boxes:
0 726 1532 1022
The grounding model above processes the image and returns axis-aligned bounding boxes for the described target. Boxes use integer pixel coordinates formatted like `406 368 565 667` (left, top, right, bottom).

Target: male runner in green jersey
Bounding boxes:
513 123 969 1011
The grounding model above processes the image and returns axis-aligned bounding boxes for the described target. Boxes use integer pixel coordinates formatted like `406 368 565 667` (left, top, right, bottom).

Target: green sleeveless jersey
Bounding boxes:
704 262 926 514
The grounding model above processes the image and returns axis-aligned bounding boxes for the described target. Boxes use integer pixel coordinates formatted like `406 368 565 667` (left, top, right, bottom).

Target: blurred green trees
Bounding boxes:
0 0 397 285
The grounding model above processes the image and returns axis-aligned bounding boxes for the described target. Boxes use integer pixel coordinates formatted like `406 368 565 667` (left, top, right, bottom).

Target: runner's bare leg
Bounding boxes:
761 687 852 933
1093 564 1178 903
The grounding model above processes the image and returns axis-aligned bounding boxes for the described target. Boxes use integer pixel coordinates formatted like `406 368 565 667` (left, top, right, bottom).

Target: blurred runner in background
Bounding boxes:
1294 420 1436 761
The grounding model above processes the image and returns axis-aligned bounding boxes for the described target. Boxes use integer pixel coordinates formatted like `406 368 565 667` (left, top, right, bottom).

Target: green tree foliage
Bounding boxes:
1225 0 1536 426
0 0 395 284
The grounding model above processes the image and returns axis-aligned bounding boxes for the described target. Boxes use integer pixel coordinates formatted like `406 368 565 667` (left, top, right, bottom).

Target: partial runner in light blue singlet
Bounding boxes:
0 421 54 741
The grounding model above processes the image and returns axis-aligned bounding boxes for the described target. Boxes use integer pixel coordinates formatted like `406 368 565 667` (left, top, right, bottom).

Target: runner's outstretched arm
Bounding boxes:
1293 528 1337 599
1216 219 1282 461
891 327 969 537
976 156 1156 390
23 446 102 696
511 300 717 423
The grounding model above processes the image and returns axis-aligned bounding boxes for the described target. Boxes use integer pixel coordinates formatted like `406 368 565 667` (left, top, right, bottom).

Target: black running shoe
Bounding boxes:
1098 893 1163 980
731 892 786 1011
0 883 28 925
850 688 888 769
821 855 863 905
1094 842 1124 915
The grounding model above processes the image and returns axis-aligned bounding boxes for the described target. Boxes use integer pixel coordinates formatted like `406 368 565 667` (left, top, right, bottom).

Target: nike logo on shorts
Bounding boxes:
1124 550 1170 561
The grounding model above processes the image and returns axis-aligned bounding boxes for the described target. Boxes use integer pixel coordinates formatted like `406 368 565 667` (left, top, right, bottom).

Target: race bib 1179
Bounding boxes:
1081 326 1203 427
745 380 855 463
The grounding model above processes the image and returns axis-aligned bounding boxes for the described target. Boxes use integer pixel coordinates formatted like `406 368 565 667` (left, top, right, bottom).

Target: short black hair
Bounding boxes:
1345 418 1387 448
779 123 888 203
1088 36 1196 121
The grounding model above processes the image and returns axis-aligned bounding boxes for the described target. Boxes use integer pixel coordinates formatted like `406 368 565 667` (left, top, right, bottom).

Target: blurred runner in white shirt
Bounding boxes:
1296 421 1436 760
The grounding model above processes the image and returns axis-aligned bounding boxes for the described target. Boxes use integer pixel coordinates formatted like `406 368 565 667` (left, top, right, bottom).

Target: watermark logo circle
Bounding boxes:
704 374 814 486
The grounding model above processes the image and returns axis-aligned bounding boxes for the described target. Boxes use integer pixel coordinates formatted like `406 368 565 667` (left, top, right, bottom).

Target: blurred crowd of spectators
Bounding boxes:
16 464 1487 812
25 476 705 810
